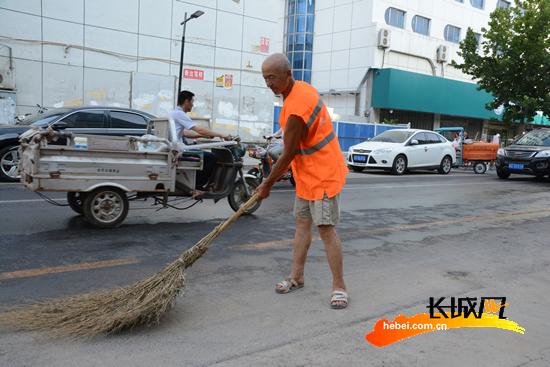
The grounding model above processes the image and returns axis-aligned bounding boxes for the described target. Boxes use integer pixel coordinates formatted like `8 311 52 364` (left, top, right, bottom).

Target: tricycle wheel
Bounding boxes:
228 177 261 215
83 187 129 228
67 192 86 215
473 162 487 174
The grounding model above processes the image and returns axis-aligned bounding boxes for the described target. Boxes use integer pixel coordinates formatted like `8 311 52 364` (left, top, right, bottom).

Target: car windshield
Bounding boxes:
370 130 415 143
16 110 69 126
514 130 550 147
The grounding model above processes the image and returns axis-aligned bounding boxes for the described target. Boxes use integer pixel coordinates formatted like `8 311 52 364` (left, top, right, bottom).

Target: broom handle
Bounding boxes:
178 194 260 268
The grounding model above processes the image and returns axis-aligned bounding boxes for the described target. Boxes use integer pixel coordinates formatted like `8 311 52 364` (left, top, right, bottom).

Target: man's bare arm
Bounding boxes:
191 125 230 140
263 115 305 186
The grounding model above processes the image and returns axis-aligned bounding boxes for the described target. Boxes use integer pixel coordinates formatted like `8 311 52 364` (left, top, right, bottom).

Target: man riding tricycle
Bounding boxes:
18 118 261 228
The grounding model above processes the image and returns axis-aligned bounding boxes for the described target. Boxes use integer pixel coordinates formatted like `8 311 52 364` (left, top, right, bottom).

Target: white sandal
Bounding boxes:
330 290 349 309
275 278 304 294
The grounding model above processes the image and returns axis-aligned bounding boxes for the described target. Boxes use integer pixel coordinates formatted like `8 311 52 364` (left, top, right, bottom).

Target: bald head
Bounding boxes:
262 53 291 73
262 53 294 97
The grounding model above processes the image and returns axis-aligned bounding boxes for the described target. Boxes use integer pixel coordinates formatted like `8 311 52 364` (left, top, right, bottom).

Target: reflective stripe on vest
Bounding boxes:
305 98 324 128
297 131 335 155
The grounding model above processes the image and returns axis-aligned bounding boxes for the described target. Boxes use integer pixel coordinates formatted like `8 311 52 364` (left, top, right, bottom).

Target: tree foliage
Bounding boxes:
452 0 550 122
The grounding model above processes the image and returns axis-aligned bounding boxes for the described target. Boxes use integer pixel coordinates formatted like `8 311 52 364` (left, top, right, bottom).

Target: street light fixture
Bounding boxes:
177 10 205 96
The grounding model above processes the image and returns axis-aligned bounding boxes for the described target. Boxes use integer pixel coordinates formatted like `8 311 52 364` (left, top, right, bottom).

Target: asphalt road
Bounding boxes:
1 169 549 366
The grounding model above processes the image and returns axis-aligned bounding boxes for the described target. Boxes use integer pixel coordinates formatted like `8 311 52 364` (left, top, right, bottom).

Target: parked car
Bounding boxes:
346 129 456 175
496 128 550 179
0 106 155 181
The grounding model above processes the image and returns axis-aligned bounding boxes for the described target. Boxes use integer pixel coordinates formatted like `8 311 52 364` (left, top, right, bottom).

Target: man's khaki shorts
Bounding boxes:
294 193 340 226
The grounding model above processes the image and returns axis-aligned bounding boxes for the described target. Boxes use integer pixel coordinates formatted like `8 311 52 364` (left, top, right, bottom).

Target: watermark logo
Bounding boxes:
365 297 525 347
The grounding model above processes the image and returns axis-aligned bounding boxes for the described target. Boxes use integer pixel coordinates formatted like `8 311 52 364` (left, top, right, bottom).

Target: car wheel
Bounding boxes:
83 187 129 228
391 155 407 175
67 192 87 215
473 162 487 174
350 166 364 173
438 155 452 174
535 174 546 180
497 168 510 179
0 145 20 182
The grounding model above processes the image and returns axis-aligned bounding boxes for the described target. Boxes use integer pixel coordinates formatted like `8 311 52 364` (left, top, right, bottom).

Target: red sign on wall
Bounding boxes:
260 37 270 53
183 68 204 80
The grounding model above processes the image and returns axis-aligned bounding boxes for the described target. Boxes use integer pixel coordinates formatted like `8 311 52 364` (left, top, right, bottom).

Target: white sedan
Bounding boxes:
347 129 456 175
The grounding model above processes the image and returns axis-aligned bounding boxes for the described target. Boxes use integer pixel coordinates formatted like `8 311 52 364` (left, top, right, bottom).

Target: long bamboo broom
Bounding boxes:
0 194 259 338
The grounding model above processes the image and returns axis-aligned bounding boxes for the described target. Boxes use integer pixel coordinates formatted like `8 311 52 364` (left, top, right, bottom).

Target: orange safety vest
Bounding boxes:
279 81 348 200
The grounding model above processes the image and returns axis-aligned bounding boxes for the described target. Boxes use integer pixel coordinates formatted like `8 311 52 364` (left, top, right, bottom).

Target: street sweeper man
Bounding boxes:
256 53 349 309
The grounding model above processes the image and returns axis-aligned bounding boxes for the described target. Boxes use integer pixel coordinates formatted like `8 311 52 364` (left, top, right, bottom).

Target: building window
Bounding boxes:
285 0 314 83
497 0 510 9
470 0 484 9
473 32 481 48
444 25 461 43
412 15 430 36
384 7 406 29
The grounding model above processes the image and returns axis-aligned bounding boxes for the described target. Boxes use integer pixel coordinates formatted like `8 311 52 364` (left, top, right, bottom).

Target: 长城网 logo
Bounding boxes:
365 296 525 347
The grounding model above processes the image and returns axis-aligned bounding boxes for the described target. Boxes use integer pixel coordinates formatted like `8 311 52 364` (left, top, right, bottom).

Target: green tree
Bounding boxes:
452 0 550 123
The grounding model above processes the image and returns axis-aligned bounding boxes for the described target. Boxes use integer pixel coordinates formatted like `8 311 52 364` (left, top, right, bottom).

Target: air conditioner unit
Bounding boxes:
378 28 391 49
436 45 448 62
0 63 15 90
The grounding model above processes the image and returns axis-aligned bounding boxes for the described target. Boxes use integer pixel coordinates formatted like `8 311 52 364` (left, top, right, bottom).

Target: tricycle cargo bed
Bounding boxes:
20 138 180 193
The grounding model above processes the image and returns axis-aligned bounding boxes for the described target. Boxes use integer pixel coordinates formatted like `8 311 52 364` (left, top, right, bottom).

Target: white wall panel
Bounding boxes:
138 35 171 75
331 50 349 70
171 41 216 68
84 26 138 72
42 63 83 108
351 0 372 29
348 47 370 68
85 0 138 33
0 9 42 61
139 0 172 39
43 0 84 23
215 11 243 51
332 3 352 32
84 68 131 107
0 0 41 15
311 70 329 91
312 52 331 71
316 0 335 11
42 18 84 66
217 0 243 14
314 8 334 35
313 34 333 53
331 31 351 51
131 72 175 117
13 59 42 106
329 69 348 89
214 48 241 70
244 0 282 22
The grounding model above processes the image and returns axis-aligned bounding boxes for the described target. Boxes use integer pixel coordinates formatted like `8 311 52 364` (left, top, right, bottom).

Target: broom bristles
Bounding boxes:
0 195 258 338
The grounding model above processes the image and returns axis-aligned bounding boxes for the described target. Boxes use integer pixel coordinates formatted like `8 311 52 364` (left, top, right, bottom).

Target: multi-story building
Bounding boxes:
287 0 529 139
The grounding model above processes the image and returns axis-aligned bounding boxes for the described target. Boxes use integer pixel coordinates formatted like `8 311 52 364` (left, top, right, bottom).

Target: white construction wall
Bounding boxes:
0 0 285 139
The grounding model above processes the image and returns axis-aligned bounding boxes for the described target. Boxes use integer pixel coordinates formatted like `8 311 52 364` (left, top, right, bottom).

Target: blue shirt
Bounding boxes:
169 106 196 141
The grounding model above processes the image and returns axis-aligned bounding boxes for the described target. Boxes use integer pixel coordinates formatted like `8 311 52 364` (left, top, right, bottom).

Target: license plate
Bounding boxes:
509 163 524 170
353 155 367 162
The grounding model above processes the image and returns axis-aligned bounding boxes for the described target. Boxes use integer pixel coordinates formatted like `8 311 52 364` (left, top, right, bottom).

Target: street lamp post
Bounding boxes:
177 10 205 96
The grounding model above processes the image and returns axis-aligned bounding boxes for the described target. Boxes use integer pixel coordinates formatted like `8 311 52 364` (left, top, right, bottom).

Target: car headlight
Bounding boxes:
372 148 393 154
497 148 506 157
535 150 550 158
